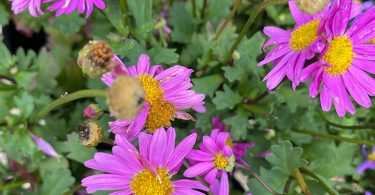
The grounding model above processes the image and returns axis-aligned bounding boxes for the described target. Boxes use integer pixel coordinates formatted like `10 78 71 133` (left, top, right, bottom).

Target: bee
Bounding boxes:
107 75 146 120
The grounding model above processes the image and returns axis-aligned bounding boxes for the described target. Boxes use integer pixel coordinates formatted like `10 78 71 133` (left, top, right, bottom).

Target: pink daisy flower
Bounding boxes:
184 129 235 195
47 0 105 18
10 0 45 16
301 0 375 116
258 1 327 90
357 145 375 173
212 116 254 166
82 127 208 194
103 54 205 141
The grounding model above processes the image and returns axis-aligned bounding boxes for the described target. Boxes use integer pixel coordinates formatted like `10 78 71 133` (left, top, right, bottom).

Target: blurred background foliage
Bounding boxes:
0 0 374 194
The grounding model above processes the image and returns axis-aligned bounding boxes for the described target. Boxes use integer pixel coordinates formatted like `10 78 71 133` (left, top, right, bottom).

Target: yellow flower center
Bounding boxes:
290 19 320 51
370 38 375 44
130 168 174 195
214 152 228 169
323 36 355 75
138 75 176 133
368 153 375 162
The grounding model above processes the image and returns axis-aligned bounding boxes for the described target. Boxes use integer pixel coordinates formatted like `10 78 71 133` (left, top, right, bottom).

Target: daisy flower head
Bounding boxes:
301 0 375 116
212 116 254 165
11 0 45 17
184 129 235 194
357 145 375 174
82 127 208 194
47 0 105 18
258 0 328 90
102 54 205 141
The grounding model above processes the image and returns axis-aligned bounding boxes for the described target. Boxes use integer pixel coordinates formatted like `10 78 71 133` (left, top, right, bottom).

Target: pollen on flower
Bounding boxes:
368 153 375 162
214 152 228 170
138 75 176 132
130 168 174 195
323 36 355 75
290 19 320 51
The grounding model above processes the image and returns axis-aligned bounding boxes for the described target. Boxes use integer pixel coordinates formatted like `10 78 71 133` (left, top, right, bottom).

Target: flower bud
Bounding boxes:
77 40 115 78
107 75 146 120
83 104 103 119
295 0 329 15
78 122 104 147
232 50 240 61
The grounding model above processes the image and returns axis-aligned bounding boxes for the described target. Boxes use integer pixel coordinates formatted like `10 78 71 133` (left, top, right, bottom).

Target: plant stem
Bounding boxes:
102 137 114 145
183 160 213 195
295 169 311 195
300 168 337 195
236 163 280 195
63 184 82 195
213 0 241 42
224 0 288 63
317 110 375 130
191 0 197 17
283 176 293 194
32 89 107 122
120 0 133 34
0 181 26 191
249 90 269 104
292 129 374 146
200 0 208 19
243 104 275 119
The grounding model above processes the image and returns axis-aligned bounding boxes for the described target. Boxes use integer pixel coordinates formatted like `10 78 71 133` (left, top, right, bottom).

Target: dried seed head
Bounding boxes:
107 75 146 120
77 40 115 78
295 0 329 15
78 122 104 147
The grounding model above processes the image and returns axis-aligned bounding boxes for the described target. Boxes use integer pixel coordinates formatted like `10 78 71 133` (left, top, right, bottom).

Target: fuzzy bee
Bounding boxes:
107 75 146 121
295 0 329 15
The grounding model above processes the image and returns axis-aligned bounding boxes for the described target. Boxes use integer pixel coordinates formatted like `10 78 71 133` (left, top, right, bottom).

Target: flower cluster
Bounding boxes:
11 0 105 18
260 0 375 117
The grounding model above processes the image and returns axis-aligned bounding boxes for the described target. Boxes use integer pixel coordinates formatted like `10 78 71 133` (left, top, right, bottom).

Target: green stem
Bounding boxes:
32 89 107 122
292 129 374 146
300 168 337 195
224 0 288 63
317 110 375 130
283 176 293 194
200 0 208 19
191 0 197 17
236 163 280 195
243 104 275 119
295 169 311 195
63 184 82 195
120 0 133 35
0 181 26 191
213 0 241 42
102 137 114 145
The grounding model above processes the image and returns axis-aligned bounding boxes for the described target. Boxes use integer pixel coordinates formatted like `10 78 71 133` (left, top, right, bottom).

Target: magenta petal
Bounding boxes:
173 179 208 191
357 161 375 173
204 169 218 184
200 136 220 154
136 54 150 75
168 133 197 170
184 162 214 177
219 172 229 195
139 132 152 159
109 189 131 195
186 150 213 162
149 128 168 167
82 174 130 193
30 133 59 157
161 127 176 167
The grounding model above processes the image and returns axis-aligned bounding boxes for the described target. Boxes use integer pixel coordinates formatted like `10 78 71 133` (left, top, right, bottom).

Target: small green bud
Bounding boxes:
224 154 235 172
232 50 241 61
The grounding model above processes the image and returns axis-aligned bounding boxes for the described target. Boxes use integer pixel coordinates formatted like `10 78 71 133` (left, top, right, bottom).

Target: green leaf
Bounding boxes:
0 128 38 162
211 25 237 62
223 112 249 140
103 0 129 35
234 32 265 73
222 66 245 82
52 13 86 35
65 133 96 163
260 167 288 193
0 4 10 26
205 0 232 27
40 168 75 195
169 2 196 43
0 42 16 72
266 141 308 176
127 0 154 38
148 47 179 65
192 75 223 98
13 92 34 119
248 178 272 195
212 85 242 110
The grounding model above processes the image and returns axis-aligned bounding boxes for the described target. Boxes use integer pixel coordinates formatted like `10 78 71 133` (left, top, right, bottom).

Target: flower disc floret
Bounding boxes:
323 36 355 75
290 19 320 51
